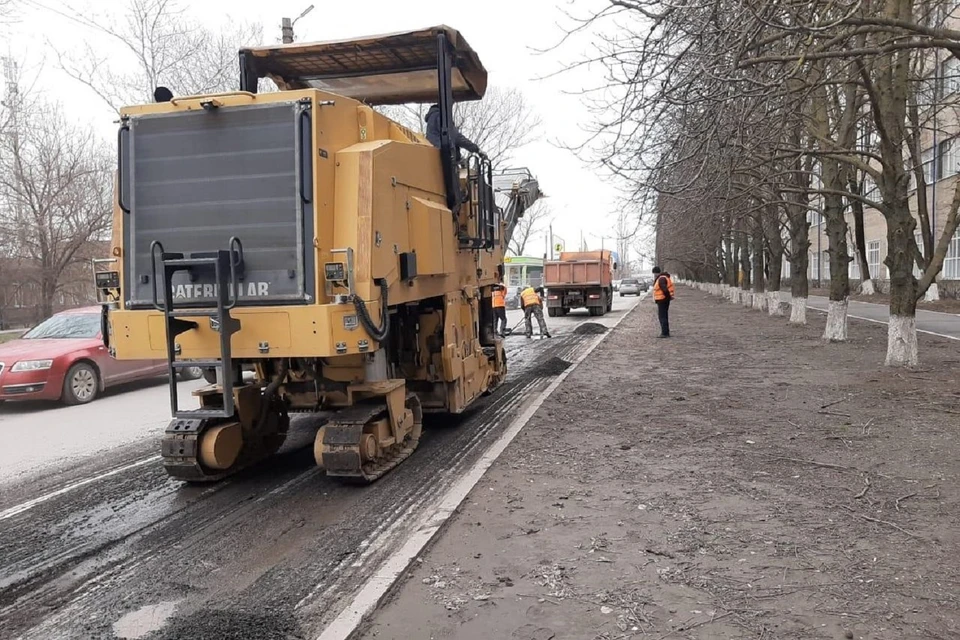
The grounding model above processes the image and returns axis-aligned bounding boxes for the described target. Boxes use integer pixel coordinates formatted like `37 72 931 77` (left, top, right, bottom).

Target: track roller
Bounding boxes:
316 392 423 483
161 386 289 482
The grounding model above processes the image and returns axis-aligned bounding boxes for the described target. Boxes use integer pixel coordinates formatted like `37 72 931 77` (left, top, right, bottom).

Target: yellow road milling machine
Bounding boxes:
98 26 542 483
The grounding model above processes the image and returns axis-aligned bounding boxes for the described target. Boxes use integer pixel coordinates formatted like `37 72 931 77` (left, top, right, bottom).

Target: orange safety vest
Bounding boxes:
520 287 541 307
653 274 675 301
492 287 506 308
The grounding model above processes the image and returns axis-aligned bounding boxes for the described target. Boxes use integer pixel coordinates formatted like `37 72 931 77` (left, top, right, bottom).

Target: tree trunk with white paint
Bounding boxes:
790 296 807 325
822 298 849 342
767 291 784 316
924 282 939 302
859 278 876 295
750 227 766 312
886 315 918 367
882 168 919 366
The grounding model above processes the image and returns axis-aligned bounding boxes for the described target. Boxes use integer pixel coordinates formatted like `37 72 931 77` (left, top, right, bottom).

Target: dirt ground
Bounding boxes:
809 287 960 314
361 287 960 640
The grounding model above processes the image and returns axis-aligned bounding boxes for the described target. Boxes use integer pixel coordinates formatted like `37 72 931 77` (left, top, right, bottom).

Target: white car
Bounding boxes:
619 278 647 296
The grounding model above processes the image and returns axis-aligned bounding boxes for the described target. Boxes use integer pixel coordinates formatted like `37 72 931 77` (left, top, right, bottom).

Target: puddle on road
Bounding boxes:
113 600 180 639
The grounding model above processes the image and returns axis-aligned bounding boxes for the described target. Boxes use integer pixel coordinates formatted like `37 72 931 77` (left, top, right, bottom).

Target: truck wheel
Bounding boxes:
560 308 569 317
547 307 558 318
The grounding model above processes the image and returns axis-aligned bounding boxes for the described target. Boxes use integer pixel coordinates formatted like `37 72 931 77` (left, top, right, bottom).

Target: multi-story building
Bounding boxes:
804 25 960 298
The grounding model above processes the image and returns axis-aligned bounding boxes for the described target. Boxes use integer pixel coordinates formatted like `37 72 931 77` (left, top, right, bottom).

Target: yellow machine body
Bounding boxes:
103 27 537 482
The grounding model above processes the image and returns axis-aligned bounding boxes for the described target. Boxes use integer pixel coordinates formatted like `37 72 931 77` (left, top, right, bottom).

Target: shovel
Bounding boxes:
502 317 525 337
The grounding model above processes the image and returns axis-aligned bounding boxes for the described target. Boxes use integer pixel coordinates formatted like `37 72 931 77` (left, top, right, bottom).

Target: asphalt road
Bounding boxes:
0 378 204 483
806 294 960 340
0 294 640 640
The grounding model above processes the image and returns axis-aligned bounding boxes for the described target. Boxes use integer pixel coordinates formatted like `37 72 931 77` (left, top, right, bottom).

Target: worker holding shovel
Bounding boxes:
520 286 551 339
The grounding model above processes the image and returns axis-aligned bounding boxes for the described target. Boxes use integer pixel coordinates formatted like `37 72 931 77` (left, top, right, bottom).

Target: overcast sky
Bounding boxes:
3 0 653 264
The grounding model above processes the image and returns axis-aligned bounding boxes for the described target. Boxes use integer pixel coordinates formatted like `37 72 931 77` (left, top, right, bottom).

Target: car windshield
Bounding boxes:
22 313 100 339
622 279 638 285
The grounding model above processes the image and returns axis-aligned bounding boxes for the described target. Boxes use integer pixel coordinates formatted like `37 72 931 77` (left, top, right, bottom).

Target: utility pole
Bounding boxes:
2 55 23 230
281 4 315 44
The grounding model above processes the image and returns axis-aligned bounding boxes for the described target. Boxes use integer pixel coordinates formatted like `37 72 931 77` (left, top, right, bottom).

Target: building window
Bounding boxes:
940 137 960 179
810 252 820 281
862 173 878 200
921 146 936 184
848 248 861 280
945 228 960 280
941 55 960 97
857 117 874 152
822 251 830 280
527 266 543 288
914 232 924 279
868 240 882 279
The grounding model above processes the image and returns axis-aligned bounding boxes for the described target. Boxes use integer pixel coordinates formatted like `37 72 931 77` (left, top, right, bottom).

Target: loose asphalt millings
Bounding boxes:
572 322 608 335
529 356 573 378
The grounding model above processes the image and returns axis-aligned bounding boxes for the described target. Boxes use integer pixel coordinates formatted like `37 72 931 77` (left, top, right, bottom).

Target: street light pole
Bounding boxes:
281 4 315 44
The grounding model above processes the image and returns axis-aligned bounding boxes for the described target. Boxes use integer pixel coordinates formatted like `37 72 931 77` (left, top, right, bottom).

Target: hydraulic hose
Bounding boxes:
351 280 390 343
258 359 289 427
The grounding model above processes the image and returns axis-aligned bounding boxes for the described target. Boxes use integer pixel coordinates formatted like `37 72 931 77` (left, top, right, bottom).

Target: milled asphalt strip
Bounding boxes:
0 455 162 521
316 300 640 640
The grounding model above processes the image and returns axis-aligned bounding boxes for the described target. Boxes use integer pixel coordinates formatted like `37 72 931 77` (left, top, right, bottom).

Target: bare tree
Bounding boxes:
0 96 112 320
52 0 263 112
378 86 542 167
0 0 18 22
508 200 551 256
557 0 960 365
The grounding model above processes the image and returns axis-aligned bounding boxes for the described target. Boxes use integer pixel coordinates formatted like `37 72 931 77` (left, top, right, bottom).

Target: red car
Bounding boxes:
0 307 201 405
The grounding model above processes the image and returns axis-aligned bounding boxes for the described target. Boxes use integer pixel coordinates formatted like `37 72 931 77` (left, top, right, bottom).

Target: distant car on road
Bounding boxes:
0 307 201 405
613 279 622 292
505 287 523 310
619 278 647 296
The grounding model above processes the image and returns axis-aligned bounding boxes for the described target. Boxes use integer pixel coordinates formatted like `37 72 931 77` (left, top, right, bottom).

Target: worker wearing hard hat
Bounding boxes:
652 266 675 338
520 286 551 339
491 281 508 337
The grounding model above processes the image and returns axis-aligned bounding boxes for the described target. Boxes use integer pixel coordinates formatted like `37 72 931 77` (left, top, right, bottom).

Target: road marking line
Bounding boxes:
0 455 161 522
295 378 545 613
316 303 634 640
807 305 960 341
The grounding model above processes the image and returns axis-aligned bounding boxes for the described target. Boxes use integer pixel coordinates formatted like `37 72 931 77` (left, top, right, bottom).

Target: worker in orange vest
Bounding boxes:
520 285 551 338
491 281 508 337
652 266 675 338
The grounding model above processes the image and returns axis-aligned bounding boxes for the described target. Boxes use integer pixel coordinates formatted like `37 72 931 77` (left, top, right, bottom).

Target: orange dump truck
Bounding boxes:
543 250 616 317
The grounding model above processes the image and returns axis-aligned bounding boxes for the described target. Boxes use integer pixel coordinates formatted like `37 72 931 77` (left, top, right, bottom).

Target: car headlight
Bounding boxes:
11 359 54 372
